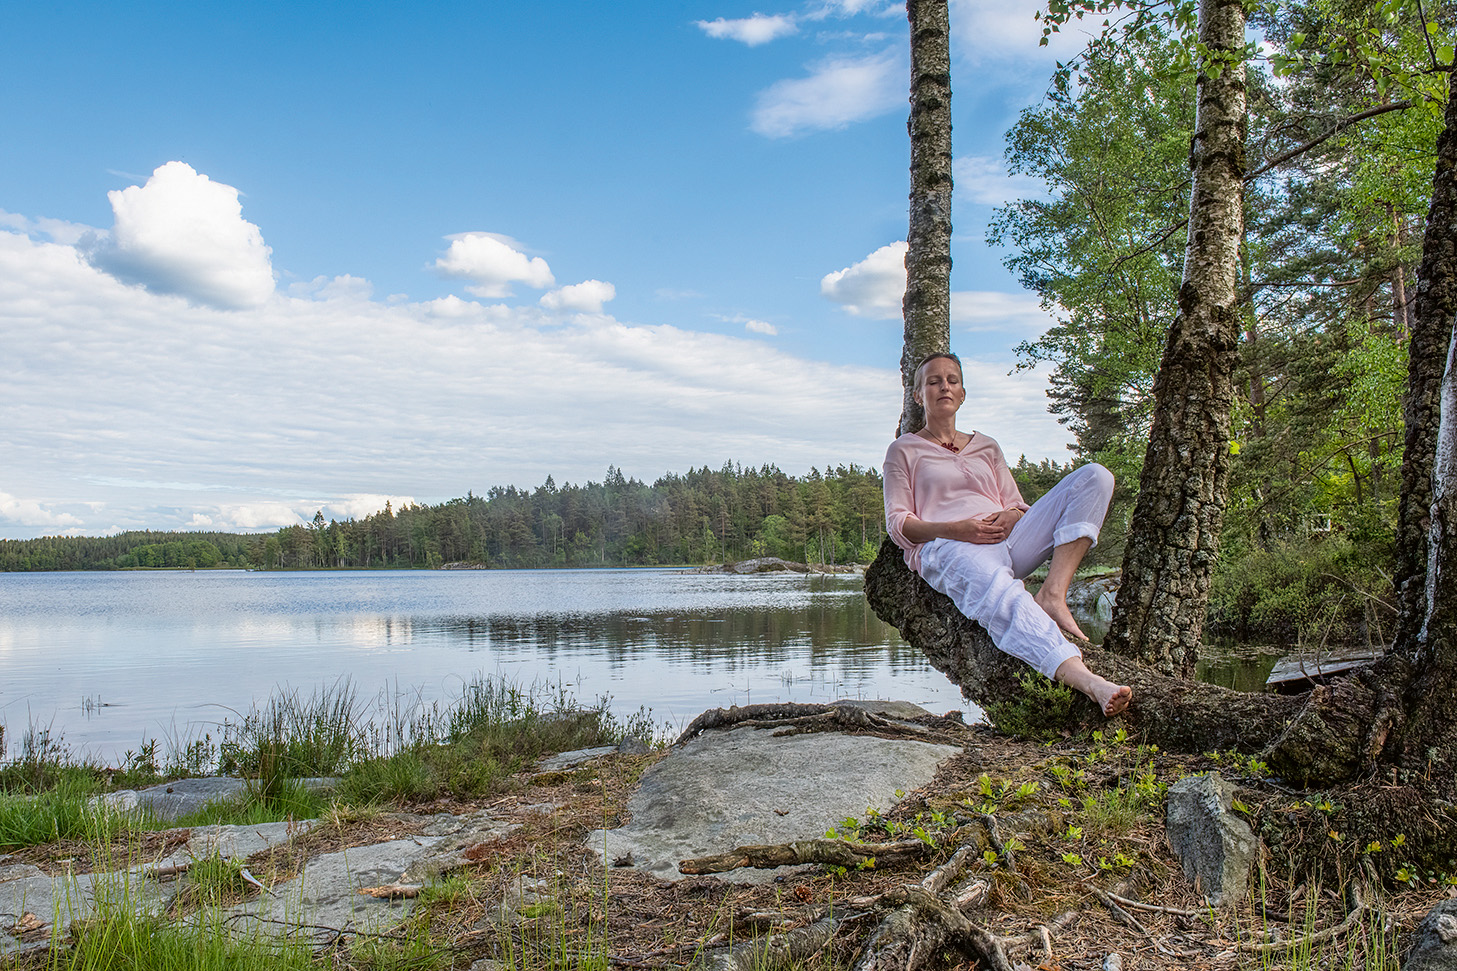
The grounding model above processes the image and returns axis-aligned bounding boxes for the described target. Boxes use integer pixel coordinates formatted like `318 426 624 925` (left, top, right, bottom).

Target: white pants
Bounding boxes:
918 463 1114 678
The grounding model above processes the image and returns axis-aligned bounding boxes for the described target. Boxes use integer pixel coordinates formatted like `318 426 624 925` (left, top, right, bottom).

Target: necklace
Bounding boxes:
921 430 961 452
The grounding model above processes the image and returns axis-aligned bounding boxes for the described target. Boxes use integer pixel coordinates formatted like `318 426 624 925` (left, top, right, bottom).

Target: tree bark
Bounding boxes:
1394 70 1457 653
1102 0 1247 677
900 0 953 436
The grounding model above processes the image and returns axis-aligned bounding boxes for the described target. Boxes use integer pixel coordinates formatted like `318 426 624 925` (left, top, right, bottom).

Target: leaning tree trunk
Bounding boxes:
1101 0 1247 678
1393 70 1457 652
899 0 953 436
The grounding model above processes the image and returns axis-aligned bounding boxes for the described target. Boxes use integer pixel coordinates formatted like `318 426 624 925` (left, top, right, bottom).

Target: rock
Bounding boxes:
617 736 653 755
1066 572 1119 621
1165 772 1258 907
536 745 619 772
93 776 339 822
1404 899 1457 971
223 837 447 941
587 722 960 884
158 820 315 868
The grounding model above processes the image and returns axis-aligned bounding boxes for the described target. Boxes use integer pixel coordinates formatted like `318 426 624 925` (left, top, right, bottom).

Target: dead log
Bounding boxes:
864 538 1302 753
692 918 839 971
679 838 934 875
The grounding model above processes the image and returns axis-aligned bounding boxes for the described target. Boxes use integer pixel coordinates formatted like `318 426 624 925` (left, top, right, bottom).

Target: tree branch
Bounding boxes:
1246 102 1414 183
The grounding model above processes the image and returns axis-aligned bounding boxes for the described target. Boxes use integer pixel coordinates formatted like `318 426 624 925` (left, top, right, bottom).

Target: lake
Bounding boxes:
0 569 973 763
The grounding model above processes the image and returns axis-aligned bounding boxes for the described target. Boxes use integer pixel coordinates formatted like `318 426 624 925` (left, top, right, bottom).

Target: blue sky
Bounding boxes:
1 0 1090 538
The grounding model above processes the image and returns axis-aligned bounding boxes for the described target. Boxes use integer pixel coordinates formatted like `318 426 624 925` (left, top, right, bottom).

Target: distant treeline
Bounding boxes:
0 458 1073 572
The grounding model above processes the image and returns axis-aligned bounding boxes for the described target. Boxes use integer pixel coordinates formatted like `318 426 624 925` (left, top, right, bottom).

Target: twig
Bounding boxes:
1088 885 1150 936
1104 890 1199 918
1234 886 1366 953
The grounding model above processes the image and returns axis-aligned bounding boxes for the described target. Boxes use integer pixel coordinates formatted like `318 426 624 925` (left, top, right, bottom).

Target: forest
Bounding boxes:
0 459 1069 575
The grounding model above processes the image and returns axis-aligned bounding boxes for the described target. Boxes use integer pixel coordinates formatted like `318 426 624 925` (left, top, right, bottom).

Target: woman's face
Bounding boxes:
916 357 965 417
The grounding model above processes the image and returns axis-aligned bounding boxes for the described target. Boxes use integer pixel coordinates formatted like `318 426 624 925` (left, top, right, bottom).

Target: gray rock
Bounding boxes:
1165 772 1258 907
617 737 653 755
536 745 619 772
94 776 339 822
1404 899 1457 971
0 867 181 955
223 837 446 941
157 820 315 868
587 725 959 884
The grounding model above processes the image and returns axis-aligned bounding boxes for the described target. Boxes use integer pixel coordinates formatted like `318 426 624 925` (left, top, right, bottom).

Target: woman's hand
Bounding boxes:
946 507 1022 545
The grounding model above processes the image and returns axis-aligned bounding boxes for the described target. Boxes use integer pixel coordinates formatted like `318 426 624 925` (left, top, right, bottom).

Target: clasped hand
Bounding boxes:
948 508 1022 544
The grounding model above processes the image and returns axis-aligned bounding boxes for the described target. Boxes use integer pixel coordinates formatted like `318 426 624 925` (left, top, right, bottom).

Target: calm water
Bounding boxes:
0 569 972 762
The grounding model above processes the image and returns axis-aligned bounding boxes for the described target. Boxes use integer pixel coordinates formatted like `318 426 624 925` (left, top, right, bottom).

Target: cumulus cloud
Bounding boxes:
820 241 906 318
540 279 616 313
432 232 555 297
0 491 84 528
287 274 375 302
751 50 902 137
82 161 275 309
744 318 778 335
0 208 94 246
954 156 1047 206
696 13 798 45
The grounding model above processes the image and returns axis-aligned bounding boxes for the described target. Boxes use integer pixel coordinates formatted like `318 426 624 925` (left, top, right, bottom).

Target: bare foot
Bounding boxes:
1052 657 1133 716
1092 680 1133 717
1033 587 1090 641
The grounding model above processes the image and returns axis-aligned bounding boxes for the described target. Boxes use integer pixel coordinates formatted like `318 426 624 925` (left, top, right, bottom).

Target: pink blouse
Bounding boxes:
882 431 1029 572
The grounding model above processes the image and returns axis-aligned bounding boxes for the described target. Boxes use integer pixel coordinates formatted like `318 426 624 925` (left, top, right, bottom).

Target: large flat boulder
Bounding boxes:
588 712 960 884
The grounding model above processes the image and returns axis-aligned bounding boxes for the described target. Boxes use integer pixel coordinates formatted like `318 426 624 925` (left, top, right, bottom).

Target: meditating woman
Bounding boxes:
883 352 1132 716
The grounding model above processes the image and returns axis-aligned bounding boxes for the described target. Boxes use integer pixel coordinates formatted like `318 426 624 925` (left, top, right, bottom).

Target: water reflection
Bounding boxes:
0 570 970 760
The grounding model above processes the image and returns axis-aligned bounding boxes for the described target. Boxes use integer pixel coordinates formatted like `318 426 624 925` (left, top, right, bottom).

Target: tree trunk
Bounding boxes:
865 538 1300 753
899 0 953 436
1394 70 1457 653
1102 0 1246 678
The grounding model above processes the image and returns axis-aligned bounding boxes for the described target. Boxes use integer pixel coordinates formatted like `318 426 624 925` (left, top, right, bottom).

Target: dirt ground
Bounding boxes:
382 721 1456 970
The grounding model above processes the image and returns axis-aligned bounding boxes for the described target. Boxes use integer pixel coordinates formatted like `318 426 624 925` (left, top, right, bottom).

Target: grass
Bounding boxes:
44 911 318 971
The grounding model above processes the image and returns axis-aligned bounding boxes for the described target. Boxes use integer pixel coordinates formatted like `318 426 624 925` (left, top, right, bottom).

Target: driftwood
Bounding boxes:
864 538 1304 752
679 838 935 875
357 883 423 899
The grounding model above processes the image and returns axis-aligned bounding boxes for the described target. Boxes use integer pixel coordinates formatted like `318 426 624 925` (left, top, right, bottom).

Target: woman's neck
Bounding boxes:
921 415 958 444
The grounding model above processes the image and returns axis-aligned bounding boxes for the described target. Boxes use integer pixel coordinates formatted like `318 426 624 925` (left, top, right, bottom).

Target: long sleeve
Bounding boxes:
883 438 917 554
992 443 1030 512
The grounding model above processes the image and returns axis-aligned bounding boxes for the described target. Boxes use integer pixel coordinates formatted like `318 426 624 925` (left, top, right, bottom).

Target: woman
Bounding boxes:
883 352 1132 716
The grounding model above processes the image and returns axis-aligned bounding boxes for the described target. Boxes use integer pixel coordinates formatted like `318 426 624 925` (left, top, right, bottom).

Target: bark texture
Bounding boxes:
864 539 1300 753
1103 0 1247 677
900 0 952 436
1395 70 1457 652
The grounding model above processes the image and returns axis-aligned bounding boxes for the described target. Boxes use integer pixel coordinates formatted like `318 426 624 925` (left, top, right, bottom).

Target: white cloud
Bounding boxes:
745 319 778 335
696 13 798 45
950 290 1054 333
82 161 275 309
540 279 616 313
820 241 906 318
287 274 375 302
954 156 1047 206
751 50 902 137
432 232 555 297
0 208 94 246
822 241 1055 335
0 491 84 528
949 0 1086 65
0 221 1073 539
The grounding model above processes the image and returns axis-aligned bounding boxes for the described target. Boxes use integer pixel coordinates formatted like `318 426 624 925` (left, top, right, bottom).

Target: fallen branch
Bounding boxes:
693 918 839 971
1104 891 1199 918
1234 886 1367 953
357 883 423 899
679 838 934 875
677 703 935 744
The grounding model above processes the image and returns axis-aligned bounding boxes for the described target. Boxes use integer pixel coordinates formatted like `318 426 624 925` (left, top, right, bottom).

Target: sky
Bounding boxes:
0 0 1093 539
